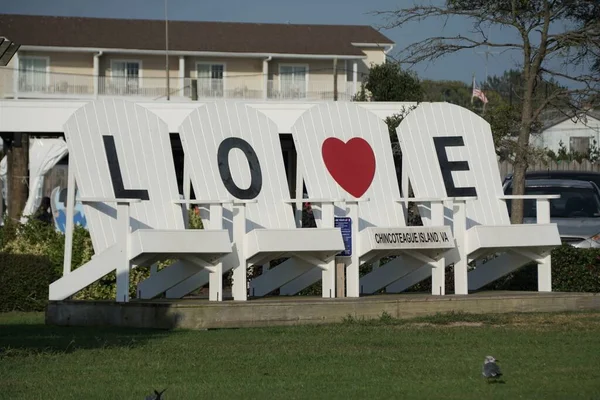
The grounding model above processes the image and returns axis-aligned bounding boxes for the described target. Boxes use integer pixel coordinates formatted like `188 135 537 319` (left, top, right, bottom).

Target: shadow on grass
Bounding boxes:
0 312 171 357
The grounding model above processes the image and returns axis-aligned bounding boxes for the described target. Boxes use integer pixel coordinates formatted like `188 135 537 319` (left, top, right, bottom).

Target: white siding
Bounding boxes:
532 115 600 153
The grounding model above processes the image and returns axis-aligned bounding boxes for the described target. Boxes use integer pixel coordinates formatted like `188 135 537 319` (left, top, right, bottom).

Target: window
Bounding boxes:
196 63 225 97
279 65 307 99
19 57 49 92
570 136 591 154
111 60 141 93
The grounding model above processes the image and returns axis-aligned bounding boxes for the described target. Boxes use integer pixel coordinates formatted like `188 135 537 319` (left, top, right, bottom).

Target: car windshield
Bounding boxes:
505 186 600 218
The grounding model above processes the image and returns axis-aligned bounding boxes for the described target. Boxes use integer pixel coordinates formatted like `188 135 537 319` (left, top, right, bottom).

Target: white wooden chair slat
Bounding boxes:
292 102 405 229
399 103 508 228
64 99 185 253
180 102 295 231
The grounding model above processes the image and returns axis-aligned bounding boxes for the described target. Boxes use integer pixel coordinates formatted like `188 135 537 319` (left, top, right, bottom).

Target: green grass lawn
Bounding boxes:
1 311 600 399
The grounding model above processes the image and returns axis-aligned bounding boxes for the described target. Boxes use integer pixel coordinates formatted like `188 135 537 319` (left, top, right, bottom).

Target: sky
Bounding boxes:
0 0 524 84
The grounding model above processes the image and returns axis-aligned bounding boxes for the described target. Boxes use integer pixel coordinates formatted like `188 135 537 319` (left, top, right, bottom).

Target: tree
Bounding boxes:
374 0 600 223
354 61 423 102
422 79 473 107
4 135 29 222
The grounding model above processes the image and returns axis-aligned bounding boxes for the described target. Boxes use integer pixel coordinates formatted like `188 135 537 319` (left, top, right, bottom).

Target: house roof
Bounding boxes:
540 109 600 132
0 14 394 57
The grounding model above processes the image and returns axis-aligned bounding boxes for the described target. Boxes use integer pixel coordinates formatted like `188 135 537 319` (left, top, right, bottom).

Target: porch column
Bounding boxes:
352 60 358 95
179 55 185 95
262 57 270 100
93 53 100 97
12 51 19 99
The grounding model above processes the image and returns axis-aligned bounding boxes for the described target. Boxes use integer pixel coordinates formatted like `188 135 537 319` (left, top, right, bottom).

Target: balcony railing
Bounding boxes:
0 68 358 101
99 76 184 98
6 69 94 97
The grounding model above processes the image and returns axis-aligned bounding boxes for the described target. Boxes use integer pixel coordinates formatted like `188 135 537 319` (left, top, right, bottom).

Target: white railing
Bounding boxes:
99 76 183 98
183 77 264 99
267 80 355 101
0 68 359 101
17 70 94 96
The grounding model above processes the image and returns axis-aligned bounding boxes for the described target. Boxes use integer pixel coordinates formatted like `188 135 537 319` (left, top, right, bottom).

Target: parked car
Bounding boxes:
503 170 600 189
502 178 600 248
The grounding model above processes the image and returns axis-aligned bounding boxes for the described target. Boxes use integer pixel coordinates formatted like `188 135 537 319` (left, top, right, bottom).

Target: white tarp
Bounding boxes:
21 138 68 222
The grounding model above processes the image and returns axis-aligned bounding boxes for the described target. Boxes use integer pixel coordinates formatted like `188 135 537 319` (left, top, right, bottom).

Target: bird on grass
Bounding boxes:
482 356 504 383
145 388 167 400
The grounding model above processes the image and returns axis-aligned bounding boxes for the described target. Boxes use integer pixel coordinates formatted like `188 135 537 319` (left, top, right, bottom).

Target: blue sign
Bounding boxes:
335 217 352 256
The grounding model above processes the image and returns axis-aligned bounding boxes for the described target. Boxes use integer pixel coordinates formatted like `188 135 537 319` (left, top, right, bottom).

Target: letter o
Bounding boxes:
217 137 263 200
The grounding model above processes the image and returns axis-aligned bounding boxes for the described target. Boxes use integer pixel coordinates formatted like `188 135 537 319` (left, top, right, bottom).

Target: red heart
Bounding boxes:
321 137 376 198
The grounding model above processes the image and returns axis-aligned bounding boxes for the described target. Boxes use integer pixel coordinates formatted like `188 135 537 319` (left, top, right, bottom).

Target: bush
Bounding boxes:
0 253 59 312
0 207 212 308
486 244 600 292
0 217 147 308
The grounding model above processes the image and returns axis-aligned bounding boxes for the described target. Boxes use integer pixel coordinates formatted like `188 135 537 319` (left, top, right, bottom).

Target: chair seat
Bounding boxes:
244 228 344 262
467 223 561 254
131 229 232 264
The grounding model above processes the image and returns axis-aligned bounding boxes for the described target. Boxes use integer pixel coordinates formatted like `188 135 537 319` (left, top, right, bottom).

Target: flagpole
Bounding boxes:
471 72 475 106
482 40 489 115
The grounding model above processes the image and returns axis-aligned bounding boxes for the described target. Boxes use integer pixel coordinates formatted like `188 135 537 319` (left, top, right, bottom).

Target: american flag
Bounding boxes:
472 76 489 104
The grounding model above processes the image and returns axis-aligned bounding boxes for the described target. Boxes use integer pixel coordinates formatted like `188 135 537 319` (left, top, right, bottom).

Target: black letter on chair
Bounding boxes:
217 137 262 199
102 135 150 200
433 136 477 197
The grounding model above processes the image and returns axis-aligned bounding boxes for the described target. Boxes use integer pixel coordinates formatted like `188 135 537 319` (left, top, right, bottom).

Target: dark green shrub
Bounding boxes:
486 244 600 292
0 253 59 312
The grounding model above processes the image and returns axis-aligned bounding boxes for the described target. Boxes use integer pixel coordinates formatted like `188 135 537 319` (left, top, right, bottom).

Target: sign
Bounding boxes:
368 226 454 250
335 217 352 256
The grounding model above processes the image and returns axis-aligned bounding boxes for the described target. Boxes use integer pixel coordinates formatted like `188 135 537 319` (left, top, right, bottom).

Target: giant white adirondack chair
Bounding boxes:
388 102 561 294
253 102 456 297
144 101 345 301
49 98 232 302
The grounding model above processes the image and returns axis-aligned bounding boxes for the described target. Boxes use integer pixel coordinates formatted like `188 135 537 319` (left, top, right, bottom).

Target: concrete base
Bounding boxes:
45 291 600 330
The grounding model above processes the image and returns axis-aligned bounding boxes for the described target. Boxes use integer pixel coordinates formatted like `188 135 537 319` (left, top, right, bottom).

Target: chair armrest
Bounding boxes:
79 197 142 204
174 199 259 205
395 196 478 203
499 195 560 200
174 199 231 205
283 198 344 204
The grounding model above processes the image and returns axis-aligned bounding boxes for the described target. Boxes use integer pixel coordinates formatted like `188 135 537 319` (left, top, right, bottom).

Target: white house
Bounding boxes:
531 111 600 154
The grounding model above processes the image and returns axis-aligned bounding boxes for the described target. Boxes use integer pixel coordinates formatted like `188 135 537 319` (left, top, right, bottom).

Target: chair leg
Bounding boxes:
346 253 360 298
232 259 248 301
431 258 446 296
209 262 223 301
322 260 336 299
538 254 552 292
116 260 132 303
454 256 468 295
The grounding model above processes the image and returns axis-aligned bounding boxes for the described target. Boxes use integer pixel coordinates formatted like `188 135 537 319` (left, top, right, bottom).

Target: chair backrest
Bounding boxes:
178 101 296 232
397 102 510 228
63 98 184 253
291 102 406 230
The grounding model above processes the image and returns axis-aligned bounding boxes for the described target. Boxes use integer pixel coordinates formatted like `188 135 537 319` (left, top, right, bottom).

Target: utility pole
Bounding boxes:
165 0 170 100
